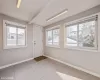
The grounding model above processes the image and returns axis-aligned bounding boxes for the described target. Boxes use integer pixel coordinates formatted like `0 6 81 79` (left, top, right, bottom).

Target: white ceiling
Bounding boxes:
0 0 50 21
0 0 100 26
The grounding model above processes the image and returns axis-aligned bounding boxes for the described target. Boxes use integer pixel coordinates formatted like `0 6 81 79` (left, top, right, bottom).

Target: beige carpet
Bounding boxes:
0 59 100 80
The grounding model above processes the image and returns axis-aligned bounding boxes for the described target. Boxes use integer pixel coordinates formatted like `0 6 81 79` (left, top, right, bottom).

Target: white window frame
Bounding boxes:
3 20 27 49
46 25 60 48
64 14 98 51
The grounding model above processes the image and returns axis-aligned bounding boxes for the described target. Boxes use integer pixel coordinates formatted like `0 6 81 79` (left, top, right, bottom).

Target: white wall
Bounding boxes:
44 5 100 75
0 14 33 67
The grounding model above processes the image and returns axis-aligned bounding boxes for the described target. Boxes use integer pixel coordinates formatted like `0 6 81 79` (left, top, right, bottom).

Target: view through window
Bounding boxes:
65 16 97 49
47 28 59 46
7 26 26 46
4 20 26 49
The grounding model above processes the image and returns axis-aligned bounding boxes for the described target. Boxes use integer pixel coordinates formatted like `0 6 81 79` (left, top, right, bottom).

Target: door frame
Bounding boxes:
33 25 43 58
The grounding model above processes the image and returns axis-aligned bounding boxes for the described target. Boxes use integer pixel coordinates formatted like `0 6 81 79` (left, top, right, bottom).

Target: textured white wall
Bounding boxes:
44 5 100 75
0 14 33 67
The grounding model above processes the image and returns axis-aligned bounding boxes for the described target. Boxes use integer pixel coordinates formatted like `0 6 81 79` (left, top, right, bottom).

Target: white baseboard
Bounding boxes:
44 55 100 78
0 58 34 70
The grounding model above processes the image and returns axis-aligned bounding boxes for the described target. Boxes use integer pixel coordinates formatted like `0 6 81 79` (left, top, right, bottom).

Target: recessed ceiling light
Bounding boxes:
17 0 22 8
47 9 68 22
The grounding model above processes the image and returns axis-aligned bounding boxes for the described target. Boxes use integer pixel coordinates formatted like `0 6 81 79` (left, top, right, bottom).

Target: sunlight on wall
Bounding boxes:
56 72 82 80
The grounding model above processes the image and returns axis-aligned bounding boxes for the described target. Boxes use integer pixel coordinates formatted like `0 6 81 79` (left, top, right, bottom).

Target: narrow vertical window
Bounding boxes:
53 29 59 45
7 26 17 46
66 25 78 46
47 30 53 45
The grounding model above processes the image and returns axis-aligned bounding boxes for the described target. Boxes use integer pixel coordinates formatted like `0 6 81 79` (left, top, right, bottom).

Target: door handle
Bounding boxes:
34 41 36 45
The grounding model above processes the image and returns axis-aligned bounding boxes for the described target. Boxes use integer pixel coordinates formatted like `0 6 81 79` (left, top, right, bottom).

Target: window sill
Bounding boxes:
64 46 98 52
46 45 60 48
3 45 27 49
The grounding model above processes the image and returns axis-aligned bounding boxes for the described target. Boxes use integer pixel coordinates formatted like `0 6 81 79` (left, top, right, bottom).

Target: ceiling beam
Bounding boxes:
28 0 52 24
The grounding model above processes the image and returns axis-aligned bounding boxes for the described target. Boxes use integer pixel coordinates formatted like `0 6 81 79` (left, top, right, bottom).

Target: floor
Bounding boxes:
0 59 100 80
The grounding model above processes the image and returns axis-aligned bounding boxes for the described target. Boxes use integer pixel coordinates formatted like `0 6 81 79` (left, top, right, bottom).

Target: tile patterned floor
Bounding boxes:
0 59 100 80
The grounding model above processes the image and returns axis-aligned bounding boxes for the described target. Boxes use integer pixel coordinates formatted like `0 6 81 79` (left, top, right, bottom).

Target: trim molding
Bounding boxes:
0 58 34 70
44 55 100 78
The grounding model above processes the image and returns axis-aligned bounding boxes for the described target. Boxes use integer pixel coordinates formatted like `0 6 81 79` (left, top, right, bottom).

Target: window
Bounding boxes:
3 20 27 49
47 30 52 45
46 27 60 47
65 15 98 50
67 25 78 46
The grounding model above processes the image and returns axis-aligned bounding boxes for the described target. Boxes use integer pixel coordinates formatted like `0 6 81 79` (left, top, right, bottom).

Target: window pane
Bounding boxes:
53 29 59 45
7 26 17 46
47 30 52 45
66 25 78 46
18 28 25 45
79 21 96 47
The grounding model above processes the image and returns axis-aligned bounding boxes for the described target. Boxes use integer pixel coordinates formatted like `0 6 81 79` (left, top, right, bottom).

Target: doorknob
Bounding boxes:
34 41 36 45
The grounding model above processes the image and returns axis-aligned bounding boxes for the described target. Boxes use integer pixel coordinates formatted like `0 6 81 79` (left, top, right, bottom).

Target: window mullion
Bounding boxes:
77 24 79 47
95 20 98 49
52 30 53 45
6 26 8 46
16 27 18 46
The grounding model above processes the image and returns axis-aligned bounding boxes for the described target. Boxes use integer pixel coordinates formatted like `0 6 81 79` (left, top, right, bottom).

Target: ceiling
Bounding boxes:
0 0 100 26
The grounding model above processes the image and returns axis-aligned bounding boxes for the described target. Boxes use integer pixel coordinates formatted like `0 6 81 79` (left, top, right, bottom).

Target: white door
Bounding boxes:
33 25 43 58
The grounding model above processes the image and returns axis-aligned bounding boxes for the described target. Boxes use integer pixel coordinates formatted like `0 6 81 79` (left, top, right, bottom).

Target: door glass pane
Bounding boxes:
18 28 25 45
47 30 52 45
79 21 95 47
66 25 78 46
53 29 59 45
7 26 17 46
